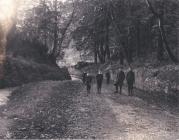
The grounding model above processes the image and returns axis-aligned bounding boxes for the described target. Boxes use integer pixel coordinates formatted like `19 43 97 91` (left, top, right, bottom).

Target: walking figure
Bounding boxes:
105 71 111 84
114 68 125 94
86 73 92 94
82 71 87 84
126 67 135 96
96 70 103 94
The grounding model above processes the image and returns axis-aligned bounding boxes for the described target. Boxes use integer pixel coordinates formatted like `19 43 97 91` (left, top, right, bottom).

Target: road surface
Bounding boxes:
65 79 179 140
0 79 179 139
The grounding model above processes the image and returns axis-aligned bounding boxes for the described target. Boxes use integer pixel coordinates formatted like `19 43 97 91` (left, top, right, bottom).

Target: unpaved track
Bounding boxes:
0 81 179 139
68 82 179 140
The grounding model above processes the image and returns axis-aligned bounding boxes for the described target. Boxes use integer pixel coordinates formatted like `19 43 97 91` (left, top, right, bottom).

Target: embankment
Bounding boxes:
0 35 71 88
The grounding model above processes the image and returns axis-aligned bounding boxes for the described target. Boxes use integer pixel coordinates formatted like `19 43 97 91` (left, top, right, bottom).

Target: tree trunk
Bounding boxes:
52 0 58 57
148 17 154 52
94 42 98 64
99 41 105 63
97 49 102 63
104 8 110 60
159 18 178 63
119 51 124 65
157 33 164 61
136 20 141 57
127 30 133 63
177 15 179 59
94 51 98 64
105 25 110 60
96 41 105 64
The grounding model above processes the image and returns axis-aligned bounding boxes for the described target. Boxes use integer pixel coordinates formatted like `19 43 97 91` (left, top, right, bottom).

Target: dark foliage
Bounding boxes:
72 0 179 64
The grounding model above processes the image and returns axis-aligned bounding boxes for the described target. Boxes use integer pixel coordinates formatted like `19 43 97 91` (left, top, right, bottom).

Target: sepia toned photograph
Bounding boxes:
0 0 179 139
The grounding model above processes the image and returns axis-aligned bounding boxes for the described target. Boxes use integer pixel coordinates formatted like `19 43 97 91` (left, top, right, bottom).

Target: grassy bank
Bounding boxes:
1 80 82 139
0 36 71 88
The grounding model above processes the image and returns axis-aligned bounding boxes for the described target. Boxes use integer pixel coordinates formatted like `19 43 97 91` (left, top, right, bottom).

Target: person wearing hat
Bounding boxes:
86 73 93 94
96 70 103 94
82 71 87 84
114 67 125 94
126 67 135 96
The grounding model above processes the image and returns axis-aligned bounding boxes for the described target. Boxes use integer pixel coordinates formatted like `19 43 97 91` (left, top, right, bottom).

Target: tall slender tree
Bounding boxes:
145 0 178 63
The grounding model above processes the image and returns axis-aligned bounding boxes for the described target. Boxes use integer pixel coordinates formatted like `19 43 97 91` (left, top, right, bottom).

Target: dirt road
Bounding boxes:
0 80 179 139
67 81 179 140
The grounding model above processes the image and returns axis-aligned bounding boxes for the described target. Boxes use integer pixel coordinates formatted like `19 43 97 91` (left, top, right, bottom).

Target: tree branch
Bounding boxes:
145 0 158 16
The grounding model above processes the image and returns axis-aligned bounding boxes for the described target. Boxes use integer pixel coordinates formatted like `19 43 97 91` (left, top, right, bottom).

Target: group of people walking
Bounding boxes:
82 67 135 96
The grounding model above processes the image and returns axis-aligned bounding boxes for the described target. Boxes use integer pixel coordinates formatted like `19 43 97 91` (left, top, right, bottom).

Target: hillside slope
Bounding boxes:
0 35 71 88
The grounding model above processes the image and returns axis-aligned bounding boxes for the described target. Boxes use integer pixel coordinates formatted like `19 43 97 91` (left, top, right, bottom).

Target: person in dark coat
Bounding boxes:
82 72 87 84
126 67 135 96
105 71 111 84
86 73 93 94
96 70 103 94
114 68 125 94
